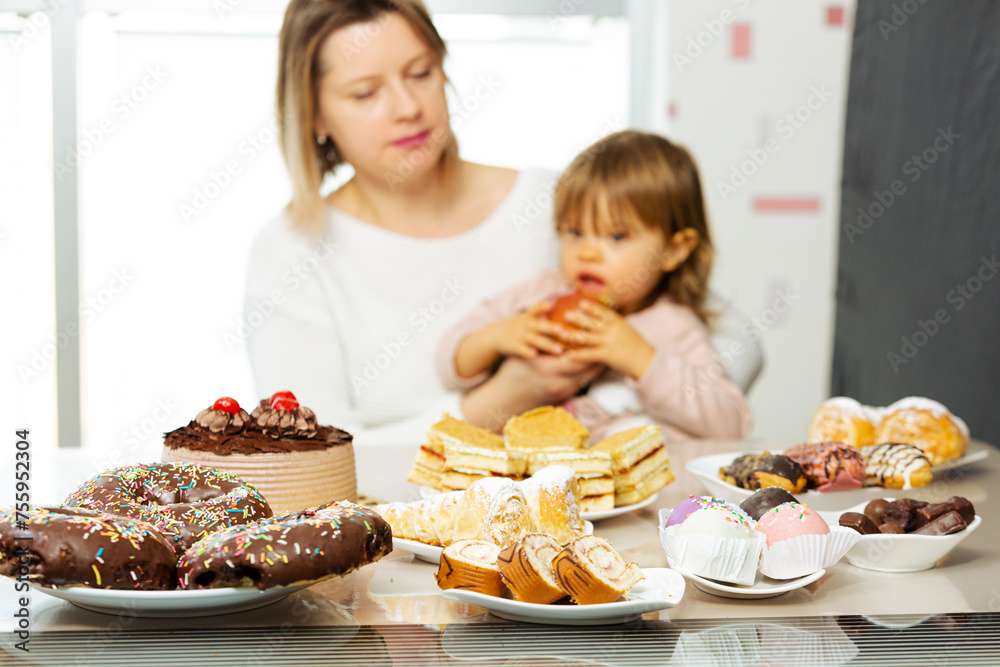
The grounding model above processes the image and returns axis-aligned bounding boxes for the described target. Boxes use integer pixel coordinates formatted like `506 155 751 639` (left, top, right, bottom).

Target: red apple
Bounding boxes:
547 292 600 349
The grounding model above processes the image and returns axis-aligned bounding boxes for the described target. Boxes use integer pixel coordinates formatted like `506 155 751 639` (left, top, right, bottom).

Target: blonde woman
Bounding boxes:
246 0 593 443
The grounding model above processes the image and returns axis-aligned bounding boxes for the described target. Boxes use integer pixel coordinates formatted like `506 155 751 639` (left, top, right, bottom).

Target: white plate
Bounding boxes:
420 487 661 522
582 493 659 521
440 567 684 625
686 443 989 511
668 561 826 599
29 583 310 618
931 446 989 472
819 501 981 572
394 521 595 564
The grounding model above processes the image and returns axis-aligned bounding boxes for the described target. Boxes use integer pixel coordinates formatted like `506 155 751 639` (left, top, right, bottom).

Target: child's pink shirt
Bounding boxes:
435 270 752 441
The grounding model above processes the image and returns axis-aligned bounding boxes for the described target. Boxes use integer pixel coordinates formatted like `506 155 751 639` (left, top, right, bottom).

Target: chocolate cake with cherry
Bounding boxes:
163 391 356 513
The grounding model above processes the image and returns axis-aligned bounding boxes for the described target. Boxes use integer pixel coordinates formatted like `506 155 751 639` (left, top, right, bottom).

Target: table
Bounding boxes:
2 440 998 665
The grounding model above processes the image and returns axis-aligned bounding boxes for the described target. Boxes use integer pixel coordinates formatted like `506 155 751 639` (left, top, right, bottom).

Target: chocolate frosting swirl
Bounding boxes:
250 399 318 439
164 397 353 455
194 407 251 435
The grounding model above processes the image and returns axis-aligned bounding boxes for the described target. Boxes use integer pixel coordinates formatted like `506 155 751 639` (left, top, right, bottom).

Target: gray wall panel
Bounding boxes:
833 0 1000 445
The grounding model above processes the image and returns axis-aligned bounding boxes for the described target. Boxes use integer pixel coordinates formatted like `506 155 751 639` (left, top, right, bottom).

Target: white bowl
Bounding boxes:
829 503 981 572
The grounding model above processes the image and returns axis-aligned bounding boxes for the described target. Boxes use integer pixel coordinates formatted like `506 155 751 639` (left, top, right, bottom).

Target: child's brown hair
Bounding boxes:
555 129 714 322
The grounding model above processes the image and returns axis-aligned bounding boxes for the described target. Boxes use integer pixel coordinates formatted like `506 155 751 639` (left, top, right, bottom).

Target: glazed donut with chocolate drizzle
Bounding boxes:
859 442 933 489
0 506 177 589
177 501 392 590
63 461 272 554
784 441 866 491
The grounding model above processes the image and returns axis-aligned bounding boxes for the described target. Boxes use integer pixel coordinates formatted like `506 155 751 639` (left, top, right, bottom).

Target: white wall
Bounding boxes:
664 0 857 441
0 1 858 458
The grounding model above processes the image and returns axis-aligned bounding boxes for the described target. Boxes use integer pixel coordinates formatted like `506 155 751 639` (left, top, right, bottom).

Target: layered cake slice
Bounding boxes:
503 406 589 451
441 439 527 492
409 415 501 489
591 425 674 506
162 391 356 513
407 430 447 490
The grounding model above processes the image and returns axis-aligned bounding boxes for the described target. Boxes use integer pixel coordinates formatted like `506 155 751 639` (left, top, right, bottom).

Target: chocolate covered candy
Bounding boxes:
863 498 889 525
880 498 928 532
739 487 798 521
878 522 905 534
839 512 880 535
852 496 975 537
915 497 976 528
913 510 967 536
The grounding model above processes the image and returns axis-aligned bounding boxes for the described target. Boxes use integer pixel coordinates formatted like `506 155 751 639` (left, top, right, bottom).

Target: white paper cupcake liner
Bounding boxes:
659 519 765 586
759 526 860 579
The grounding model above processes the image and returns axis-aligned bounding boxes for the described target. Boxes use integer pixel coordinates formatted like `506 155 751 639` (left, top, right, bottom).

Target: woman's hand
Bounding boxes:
560 299 655 380
460 354 604 431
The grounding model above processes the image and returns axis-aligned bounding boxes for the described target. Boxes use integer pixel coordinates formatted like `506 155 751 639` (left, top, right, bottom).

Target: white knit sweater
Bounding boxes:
244 169 560 445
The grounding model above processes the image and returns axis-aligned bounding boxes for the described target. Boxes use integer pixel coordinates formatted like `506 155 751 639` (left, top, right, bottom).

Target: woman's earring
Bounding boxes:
326 142 340 163
317 135 328 145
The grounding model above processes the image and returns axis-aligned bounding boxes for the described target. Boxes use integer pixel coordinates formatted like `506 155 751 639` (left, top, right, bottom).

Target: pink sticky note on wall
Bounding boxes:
732 23 751 59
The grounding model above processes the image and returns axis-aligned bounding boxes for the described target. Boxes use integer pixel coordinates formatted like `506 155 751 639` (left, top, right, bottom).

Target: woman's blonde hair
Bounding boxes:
555 130 714 322
276 0 457 233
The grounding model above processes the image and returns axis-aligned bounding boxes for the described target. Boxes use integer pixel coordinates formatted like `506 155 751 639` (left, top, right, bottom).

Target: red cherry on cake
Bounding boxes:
271 397 299 412
212 397 241 414
270 390 299 412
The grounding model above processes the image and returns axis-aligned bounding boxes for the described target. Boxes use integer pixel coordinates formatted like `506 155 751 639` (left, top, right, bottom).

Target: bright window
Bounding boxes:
52 5 629 453
1 11 57 452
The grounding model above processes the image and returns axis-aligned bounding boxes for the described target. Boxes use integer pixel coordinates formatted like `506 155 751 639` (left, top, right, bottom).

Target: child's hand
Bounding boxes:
559 299 655 380
486 302 571 359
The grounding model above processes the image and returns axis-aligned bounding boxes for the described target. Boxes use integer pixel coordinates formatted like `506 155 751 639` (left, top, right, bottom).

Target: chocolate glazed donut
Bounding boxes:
177 501 393 590
63 462 272 554
0 506 176 589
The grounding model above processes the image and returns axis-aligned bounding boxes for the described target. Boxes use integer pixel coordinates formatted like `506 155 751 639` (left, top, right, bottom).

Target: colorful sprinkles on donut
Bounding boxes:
0 506 177 590
177 501 392 590
63 462 272 554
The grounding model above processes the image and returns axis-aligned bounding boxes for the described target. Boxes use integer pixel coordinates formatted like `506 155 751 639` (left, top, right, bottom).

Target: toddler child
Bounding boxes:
435 130 752 441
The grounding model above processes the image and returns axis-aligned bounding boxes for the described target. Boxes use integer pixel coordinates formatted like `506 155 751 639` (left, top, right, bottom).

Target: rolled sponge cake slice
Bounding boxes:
498 534 567 604
436 540 504 597
552 535 644 605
